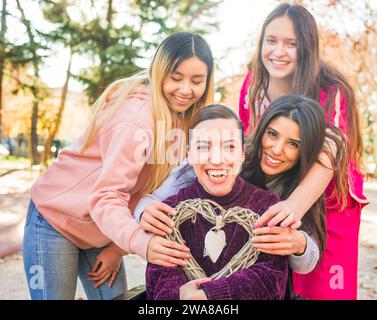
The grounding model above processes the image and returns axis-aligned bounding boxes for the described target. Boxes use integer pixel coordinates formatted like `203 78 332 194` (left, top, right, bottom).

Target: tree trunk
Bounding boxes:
94 0 113 100
16 0 40 165
30 99 39 163
106 0 113 22
42 46 73 167
0 0 7 143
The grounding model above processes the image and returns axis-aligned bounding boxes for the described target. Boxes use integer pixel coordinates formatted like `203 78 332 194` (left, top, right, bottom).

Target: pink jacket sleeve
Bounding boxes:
239 70 252 132
88 119 154 260
320 88 348 135
320 88 368 206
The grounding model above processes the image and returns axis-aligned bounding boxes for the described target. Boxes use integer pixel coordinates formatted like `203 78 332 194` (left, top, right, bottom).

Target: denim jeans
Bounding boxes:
23 200 127 300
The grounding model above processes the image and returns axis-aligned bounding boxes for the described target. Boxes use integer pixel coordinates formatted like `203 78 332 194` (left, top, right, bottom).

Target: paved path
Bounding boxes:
0 253 146 300
0 169 34 257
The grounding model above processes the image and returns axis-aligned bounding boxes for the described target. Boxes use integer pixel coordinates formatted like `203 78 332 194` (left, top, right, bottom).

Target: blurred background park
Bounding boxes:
0 0 376 299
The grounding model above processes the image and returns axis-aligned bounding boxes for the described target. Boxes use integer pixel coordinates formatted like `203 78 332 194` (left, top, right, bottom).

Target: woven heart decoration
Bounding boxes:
166 199 260 281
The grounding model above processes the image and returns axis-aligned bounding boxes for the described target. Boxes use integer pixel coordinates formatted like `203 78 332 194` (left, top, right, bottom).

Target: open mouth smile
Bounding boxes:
265 153 284 166
270 59 290 66
205 169 229 183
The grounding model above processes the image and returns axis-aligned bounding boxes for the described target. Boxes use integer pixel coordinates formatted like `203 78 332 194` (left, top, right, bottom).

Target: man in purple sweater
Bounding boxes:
145 105 288 300
146 176 288 300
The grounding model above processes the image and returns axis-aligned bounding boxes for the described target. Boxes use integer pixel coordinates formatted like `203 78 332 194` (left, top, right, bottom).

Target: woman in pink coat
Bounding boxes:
239 3 368 299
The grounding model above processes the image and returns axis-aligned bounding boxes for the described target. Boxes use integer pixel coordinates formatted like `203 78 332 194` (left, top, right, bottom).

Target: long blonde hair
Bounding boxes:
81 72 147 152
82 32 214 195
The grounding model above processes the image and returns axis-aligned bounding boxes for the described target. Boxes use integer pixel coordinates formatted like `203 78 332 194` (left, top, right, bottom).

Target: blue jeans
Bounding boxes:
23 201 127 300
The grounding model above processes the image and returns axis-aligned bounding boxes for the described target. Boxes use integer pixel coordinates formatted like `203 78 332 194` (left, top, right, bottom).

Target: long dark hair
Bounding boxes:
248 2 362 170
241 94 347 258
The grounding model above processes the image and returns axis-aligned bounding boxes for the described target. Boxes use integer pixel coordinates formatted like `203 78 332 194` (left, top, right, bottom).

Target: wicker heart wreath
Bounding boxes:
166 199 261 281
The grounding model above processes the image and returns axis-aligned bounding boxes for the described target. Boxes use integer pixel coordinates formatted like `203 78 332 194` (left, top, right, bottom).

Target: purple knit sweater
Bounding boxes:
146 176 288 300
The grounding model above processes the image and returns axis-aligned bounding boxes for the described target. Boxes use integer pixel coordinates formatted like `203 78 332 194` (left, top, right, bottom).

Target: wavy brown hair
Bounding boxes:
241 94 348 259
248 2 363 171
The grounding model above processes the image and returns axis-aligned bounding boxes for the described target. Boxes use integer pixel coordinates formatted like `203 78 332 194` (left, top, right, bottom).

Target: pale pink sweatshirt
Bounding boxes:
31 95 155 260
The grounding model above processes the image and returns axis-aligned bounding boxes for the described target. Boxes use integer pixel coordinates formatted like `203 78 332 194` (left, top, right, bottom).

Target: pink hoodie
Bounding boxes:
31 95 154 260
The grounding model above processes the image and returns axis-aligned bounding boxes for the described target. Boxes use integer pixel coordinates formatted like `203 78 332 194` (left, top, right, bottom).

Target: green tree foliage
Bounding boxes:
0 0 48 144
15 0 51 164
2 0 221 165
66 0 222 103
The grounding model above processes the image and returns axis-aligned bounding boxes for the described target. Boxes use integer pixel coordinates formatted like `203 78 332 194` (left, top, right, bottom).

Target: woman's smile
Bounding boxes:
260 116 300 176
172 94 193 106
205 168 230 183
264 153 284 167
189 118 245 197
269 59 291 68
163 56 208 113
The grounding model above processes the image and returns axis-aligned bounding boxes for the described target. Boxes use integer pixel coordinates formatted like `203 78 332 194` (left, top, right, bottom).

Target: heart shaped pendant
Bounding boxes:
204 229 227 263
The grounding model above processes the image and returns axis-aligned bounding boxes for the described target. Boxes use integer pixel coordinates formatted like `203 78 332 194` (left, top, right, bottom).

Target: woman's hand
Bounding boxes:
147 235 192 268
140 201 176 237
252 226 307 256
254 200 302 229
179 278 212 300
87 243 126 288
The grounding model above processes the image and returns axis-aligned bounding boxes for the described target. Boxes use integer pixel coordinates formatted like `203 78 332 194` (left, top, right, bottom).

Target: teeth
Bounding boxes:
207 169 227 177
266 154 283 164
272 60 288 65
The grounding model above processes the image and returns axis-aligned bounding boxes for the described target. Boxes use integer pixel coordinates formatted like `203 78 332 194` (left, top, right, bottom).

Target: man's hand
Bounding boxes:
179 278 212 300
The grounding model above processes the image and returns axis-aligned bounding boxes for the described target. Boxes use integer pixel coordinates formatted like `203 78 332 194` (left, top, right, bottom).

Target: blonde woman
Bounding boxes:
23 32 214 300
